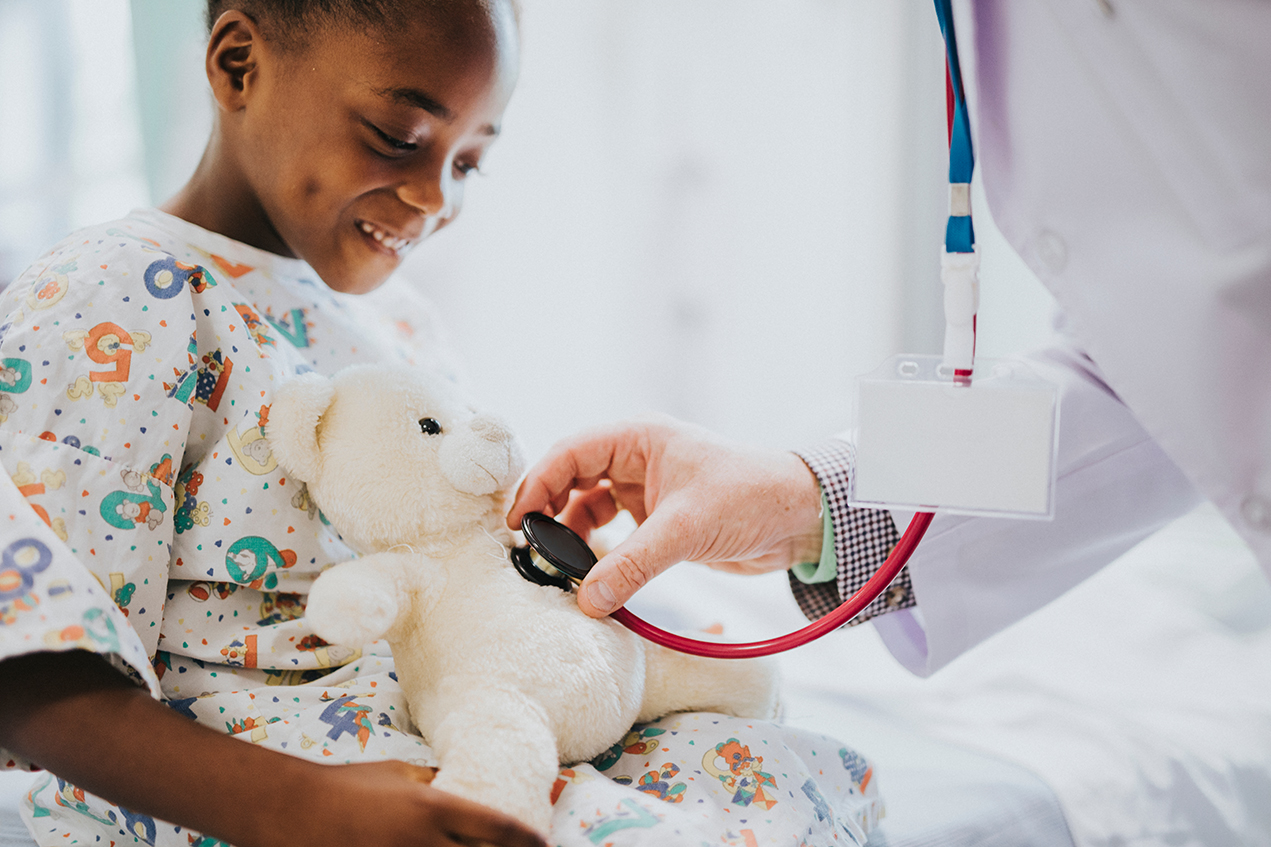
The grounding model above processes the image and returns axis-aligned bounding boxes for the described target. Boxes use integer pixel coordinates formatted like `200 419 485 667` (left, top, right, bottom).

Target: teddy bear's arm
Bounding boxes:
304 552 419 649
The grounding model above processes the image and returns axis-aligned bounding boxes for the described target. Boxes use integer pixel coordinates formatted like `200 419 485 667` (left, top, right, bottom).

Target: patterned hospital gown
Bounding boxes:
0 209 882 846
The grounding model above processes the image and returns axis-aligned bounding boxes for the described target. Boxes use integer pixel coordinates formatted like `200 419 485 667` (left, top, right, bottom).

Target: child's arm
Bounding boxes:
0 650 545 847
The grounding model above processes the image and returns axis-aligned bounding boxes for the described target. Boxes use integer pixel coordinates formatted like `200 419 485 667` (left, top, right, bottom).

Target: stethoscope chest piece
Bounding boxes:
511 512 598 592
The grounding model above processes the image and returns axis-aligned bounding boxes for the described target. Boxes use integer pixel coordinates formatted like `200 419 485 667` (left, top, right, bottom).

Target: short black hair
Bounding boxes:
206 1 416 43
205 1 517 48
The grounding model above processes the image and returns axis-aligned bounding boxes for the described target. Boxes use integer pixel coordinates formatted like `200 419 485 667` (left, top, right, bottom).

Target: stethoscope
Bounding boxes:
512 510 933 659
513 0 968 659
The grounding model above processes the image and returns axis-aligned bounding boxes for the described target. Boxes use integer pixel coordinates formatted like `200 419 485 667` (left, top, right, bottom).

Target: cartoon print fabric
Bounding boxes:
554 713 882 846
0 209 882 846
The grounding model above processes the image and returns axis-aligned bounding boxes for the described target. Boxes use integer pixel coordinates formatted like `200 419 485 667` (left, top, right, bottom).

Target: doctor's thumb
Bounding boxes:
577 511 686 618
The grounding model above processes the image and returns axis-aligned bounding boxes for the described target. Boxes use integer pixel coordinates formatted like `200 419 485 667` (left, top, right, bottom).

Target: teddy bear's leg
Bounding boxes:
422 685 559 835
637 644 780 723
304 552 409 650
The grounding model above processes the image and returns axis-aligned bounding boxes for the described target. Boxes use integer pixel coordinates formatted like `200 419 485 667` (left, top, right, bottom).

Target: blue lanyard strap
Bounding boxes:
935 0 975 254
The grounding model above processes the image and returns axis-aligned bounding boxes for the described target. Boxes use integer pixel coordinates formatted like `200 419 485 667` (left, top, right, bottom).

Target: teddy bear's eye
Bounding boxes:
418 418 442 435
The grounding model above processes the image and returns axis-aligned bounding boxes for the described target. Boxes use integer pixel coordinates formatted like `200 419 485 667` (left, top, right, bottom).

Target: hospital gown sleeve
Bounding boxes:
793 336 1202 677
0 469 160 771
0 234 193 768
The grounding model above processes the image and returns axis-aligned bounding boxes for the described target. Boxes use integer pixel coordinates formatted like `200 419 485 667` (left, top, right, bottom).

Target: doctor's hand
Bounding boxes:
507 414 825 618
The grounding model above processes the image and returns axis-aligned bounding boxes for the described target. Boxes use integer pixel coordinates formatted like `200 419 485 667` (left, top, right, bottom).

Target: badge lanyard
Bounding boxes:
937 0 975 254
936 0 978 383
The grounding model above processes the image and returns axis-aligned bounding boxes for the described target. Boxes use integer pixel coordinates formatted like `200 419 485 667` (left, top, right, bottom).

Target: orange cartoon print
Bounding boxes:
702 738 779 810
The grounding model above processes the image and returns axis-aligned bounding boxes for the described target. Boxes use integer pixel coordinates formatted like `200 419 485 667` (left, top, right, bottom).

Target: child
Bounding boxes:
0 2 880 846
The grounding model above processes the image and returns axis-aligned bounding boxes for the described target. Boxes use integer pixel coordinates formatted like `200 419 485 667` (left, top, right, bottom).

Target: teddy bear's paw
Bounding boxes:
640 646 782 723
730 657 781 720
304 566 398 648
431 770 552 835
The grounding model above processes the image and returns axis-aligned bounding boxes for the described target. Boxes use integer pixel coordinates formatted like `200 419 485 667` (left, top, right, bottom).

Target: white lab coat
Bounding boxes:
875 0 1271 676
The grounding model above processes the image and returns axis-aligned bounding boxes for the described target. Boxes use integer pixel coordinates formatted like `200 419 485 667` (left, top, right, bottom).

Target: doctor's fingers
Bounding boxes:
556 482 650 540
507 419 672 529
576 504 702 617
554 485 619 539
703 552 801 577
507 439 616 527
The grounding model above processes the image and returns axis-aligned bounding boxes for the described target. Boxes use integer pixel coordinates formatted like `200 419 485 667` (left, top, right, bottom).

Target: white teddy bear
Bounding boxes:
266 364 778 834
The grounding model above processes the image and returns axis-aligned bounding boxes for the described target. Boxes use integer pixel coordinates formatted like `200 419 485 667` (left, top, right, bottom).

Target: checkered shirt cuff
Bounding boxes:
788 439 915 625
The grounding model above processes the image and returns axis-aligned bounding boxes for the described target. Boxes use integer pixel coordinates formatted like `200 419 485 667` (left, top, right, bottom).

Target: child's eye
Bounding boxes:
366 121 417 154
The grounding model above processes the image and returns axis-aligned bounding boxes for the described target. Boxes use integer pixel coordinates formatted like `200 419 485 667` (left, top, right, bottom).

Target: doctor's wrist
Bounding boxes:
788 438 915 624
782 452 827 566
790 492 837 583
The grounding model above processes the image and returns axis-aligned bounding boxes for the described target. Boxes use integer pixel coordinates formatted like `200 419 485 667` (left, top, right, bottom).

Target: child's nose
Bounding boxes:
396 163 453 219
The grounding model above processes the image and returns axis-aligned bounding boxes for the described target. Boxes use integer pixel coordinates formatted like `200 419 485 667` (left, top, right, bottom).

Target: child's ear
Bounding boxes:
266 373 336 484
205 10 261 107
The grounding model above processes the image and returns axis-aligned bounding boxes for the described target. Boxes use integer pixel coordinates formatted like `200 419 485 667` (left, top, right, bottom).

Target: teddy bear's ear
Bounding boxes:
266 373 336 484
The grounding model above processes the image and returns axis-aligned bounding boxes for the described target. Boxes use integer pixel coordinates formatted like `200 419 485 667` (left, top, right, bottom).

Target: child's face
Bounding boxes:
233 3 518 294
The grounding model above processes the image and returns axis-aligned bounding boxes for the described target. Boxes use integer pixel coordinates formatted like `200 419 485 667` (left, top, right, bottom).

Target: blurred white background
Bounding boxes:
0 0 1056 461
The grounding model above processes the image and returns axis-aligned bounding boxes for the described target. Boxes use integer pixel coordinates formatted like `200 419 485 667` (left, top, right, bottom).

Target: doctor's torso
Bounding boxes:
959 0 1271 569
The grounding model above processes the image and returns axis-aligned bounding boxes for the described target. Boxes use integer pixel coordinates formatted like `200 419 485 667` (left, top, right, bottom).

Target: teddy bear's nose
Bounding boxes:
470 416 512 443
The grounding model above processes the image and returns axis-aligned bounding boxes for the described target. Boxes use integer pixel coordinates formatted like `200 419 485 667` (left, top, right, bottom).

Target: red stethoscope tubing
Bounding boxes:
609 511 934 659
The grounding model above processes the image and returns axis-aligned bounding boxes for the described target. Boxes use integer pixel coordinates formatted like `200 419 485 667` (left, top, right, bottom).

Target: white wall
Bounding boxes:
402 0 1057 461
0 0 148 284
1 0 1059 464
408 0 929 459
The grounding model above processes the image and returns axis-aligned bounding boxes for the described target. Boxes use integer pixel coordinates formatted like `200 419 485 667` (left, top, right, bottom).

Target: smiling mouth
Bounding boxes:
357 220 411 255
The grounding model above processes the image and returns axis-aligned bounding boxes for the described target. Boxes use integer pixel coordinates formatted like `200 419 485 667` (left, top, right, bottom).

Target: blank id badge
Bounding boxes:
852 355 1059 519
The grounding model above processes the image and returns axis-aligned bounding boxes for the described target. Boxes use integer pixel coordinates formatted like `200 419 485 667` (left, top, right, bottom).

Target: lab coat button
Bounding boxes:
1035 230 1068 273
1241 495 1271 532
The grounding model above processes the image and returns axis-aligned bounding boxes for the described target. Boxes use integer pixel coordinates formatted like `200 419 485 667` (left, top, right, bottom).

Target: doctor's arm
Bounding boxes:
509 337 1201 673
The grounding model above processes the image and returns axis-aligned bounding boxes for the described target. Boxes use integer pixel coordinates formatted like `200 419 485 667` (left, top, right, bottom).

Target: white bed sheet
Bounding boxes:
628 504 1271 847
787 690 1073 847
0 772 34 847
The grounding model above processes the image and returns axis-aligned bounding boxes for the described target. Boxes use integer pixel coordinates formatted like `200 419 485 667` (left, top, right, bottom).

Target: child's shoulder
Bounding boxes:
25 209 188 268
3 209 264 318
8 210 197 301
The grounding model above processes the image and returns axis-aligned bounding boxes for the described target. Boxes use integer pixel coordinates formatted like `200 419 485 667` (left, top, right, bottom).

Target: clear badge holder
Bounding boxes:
852 354 1059 519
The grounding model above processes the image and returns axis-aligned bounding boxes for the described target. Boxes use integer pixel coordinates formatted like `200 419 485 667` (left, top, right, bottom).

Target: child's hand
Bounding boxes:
0 651 545 847
286 759 546 847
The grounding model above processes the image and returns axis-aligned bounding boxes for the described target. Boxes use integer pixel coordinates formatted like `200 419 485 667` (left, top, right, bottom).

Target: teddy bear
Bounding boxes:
265 364 779 834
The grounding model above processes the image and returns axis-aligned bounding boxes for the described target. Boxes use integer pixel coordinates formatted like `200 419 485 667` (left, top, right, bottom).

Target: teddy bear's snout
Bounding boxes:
437 414 525 496
470 415 512 444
